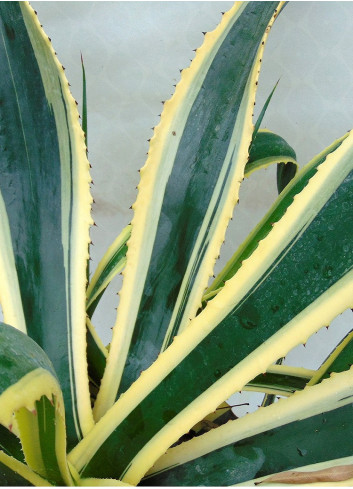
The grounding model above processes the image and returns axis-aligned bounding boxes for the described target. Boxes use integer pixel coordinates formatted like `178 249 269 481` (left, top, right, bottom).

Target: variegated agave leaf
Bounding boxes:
0 2 94 446
95 0 283 422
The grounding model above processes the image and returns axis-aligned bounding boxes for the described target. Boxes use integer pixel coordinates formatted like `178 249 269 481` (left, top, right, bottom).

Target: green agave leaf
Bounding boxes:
245 129 297 178
83 129 297 399
85 127 297 320
69 127 353 483
203 132 348 302
143 404 353 486
84 130 295 323
0 322 71 485
95 1 282 421
0 2 94 444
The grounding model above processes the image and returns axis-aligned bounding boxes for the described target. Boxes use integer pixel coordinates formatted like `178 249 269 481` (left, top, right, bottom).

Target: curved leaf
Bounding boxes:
245 129 297 178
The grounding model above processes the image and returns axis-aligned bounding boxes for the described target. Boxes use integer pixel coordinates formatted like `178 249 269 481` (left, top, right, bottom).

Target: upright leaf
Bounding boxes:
0 2 94 444
95 1 283 420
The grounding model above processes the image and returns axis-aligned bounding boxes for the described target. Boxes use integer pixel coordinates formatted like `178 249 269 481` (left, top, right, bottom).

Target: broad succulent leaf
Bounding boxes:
95 1 283 420
0 2 94 444
86 128 296 329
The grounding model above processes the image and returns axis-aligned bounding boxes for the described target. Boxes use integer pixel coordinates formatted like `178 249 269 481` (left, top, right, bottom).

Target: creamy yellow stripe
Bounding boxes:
94 1 247 422
0 450 52 486
236 456 353 487
55 397 75 486
0 191 26 333
20 2 94 436
147 369 353 476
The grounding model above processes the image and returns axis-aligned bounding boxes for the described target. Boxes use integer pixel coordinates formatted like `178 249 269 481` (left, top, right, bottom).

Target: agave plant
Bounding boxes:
1 1 353 486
